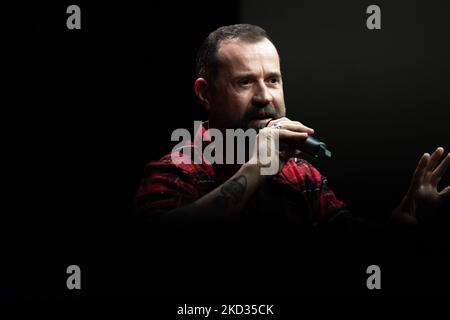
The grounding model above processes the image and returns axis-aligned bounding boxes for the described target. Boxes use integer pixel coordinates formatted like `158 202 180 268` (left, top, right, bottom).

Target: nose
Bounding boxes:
252 81 273 107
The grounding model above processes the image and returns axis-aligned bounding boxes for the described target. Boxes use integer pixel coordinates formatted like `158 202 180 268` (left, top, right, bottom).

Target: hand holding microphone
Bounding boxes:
266 117 332 160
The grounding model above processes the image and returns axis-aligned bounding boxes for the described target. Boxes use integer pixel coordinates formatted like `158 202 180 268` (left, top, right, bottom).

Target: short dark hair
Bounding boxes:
195 24 272 83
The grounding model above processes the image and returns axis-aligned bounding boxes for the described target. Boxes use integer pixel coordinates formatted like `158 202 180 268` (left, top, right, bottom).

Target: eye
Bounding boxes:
268 77 279 84
239 78 252 86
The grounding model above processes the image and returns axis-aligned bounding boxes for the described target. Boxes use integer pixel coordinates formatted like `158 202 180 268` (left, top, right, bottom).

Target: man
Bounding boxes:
136 24 449 227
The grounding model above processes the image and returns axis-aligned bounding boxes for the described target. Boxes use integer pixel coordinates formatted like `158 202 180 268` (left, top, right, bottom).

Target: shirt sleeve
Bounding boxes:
135 158 200 219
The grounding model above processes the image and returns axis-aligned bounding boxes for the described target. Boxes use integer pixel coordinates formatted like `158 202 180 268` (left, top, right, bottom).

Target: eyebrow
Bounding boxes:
232 71 282 80
266 72 282 79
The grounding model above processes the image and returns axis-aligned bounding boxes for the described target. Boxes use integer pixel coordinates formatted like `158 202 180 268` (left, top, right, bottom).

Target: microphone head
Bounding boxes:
316 144 332 159
303 136 332 159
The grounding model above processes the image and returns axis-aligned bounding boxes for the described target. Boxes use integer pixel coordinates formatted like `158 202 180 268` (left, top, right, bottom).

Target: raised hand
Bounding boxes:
393 147 450 225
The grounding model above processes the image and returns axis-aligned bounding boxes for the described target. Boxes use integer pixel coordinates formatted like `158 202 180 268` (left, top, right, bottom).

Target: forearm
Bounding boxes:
161 163 266 223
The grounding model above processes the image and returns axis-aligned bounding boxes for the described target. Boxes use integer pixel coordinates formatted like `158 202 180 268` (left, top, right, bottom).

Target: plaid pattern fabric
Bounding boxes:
136 123 346 224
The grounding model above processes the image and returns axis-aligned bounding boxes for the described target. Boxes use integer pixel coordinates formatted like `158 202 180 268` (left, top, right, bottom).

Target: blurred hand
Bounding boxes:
392 147 450 225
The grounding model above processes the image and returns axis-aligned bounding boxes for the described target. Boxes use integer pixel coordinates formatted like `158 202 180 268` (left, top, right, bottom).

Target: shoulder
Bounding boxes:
136 148 217 210
143 148 216 183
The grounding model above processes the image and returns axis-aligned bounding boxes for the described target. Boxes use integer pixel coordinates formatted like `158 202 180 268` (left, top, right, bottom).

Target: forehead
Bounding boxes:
216 38 280 74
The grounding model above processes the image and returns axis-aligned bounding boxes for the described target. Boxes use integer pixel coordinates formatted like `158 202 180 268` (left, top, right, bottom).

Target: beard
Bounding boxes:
240 103 286 131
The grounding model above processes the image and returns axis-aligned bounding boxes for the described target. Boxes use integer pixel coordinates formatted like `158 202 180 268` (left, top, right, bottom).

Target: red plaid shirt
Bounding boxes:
136 123 346 225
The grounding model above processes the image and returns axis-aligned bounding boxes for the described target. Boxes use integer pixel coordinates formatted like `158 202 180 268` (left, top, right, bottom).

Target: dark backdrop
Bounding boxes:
2 0 449 302
242 0 450 219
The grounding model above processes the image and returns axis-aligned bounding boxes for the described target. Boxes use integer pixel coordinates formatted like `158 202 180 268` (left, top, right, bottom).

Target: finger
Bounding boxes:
439 186 450 201
266 117 290 127
408 153 429 195
276 128 309 140
258 128 308 148
431 152 450 185
275 119 303 126
426 147 444 173
268 118 315 134
273 122 315 135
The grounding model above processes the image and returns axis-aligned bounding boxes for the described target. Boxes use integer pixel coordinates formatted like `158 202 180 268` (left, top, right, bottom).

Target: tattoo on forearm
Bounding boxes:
215 175 247 210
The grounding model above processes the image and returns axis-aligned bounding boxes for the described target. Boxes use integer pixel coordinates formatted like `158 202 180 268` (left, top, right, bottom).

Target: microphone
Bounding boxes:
268 121 332 159
302 135 332 159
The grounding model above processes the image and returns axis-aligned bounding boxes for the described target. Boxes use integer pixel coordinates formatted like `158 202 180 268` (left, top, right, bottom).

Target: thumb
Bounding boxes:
439 186 450 200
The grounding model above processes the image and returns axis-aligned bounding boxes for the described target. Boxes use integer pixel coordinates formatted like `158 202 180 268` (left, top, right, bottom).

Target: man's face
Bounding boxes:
208 38 286 131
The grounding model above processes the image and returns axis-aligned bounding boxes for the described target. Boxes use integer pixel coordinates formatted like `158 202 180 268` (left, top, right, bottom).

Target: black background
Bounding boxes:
1 0 449 307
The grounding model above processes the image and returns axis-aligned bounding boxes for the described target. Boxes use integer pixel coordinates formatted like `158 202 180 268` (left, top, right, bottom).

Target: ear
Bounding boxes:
194 78 212 111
